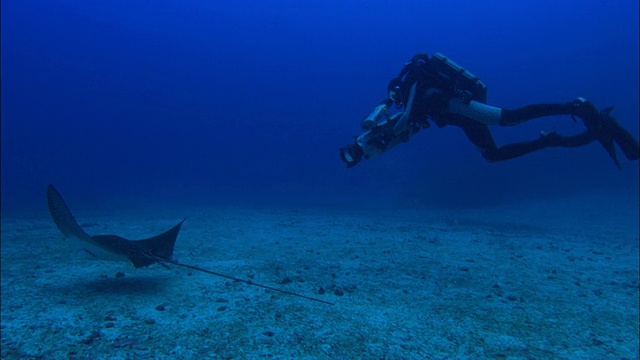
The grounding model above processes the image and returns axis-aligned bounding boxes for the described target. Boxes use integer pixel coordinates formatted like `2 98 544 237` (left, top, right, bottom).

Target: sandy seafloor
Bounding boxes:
1 192 638 360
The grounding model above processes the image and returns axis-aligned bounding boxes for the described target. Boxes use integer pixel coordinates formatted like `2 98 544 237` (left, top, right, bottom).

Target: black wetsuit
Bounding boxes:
341 53 639 168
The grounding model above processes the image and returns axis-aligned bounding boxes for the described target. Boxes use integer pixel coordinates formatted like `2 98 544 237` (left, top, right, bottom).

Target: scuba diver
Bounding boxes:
339 53 639 169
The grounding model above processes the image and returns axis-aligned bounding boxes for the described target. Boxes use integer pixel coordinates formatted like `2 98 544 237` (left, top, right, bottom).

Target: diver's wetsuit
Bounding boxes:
340 53 639 168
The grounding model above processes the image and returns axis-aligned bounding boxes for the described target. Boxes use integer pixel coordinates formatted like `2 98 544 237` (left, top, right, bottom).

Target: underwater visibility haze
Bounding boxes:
1 0 638 211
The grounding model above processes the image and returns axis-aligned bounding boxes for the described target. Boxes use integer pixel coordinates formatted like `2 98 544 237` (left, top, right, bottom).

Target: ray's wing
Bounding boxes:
47 184 93 242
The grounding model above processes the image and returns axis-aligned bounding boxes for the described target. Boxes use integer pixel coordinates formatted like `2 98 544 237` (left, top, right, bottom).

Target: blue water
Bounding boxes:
2 0 638 213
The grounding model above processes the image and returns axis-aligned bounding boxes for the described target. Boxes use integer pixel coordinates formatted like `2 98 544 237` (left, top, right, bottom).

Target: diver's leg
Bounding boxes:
447 116 559 163
501 99 639 160
444 98 573 127
461 121 599 162
500 103 574 126
485 132 598 162
479 134 559 162
499 99 611 126
457 122 504 162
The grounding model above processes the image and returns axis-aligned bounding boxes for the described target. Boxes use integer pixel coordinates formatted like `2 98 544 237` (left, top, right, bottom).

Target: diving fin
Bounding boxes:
598 106 639 163
602 108 640 161
597 135 622 170
581 103 638 168
602 106 615 115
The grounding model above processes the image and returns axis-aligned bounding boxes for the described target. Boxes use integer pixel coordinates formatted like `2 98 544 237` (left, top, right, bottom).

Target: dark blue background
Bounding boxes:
2 0 638 214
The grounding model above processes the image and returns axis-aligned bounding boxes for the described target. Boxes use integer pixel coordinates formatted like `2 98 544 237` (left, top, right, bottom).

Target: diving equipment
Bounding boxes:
571 98 640 165
392 83 417 135
429 53 487 103
339 143 364 168
388 53 487 108
361 100 391 130
356 112 419 159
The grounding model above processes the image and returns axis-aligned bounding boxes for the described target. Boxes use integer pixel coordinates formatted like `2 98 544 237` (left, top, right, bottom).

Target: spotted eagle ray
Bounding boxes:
47 184 333 305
